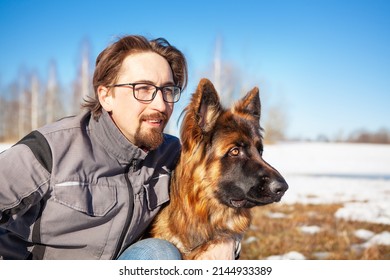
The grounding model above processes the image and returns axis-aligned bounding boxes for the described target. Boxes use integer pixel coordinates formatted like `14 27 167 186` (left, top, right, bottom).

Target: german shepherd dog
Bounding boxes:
151 78 288 259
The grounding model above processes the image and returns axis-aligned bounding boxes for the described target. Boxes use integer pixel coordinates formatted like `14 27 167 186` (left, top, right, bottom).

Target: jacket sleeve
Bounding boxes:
0 131 52 226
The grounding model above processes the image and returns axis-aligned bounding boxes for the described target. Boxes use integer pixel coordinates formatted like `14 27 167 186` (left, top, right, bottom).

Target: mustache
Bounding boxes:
140 112 168 122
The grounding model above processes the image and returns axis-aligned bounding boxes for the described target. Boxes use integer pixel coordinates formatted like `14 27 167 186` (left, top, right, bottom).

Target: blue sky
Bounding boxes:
0 0 389 140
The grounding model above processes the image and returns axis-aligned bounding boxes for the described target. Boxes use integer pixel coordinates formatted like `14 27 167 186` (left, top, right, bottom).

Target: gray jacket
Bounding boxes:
0 110 180 259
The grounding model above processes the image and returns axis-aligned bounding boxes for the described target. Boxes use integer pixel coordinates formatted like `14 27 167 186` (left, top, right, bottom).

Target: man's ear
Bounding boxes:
98 85 113 112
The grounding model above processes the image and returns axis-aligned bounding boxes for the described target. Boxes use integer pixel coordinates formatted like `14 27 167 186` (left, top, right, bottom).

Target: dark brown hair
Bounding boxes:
82 35 188 119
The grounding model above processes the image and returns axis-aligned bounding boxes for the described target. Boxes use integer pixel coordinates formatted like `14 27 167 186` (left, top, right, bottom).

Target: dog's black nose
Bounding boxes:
269 180 288 195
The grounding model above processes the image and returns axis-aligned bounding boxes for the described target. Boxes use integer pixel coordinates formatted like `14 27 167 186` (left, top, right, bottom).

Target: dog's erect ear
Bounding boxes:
181 78 222 150
196 78 222 133
233 87 261 122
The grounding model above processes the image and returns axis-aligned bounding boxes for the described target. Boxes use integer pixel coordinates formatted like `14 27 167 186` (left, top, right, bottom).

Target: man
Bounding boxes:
0 35 236 260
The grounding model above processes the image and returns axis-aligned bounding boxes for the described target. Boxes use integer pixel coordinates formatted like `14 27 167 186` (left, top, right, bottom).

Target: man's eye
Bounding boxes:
163 87 174 94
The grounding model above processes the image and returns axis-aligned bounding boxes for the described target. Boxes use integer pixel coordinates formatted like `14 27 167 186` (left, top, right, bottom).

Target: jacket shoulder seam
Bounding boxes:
14 131 53 173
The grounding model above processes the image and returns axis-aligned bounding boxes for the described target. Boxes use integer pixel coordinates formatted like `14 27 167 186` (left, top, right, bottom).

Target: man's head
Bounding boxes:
84 35 188 150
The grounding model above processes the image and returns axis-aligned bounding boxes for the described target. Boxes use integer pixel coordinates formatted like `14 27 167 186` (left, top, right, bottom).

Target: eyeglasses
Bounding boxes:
108 82 181 103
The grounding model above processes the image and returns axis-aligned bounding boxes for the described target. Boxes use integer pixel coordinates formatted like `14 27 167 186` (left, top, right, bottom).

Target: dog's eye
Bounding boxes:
228 147 240 157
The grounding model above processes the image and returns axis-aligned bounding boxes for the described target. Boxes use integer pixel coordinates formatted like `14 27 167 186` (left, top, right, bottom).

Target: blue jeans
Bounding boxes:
117 238 182 260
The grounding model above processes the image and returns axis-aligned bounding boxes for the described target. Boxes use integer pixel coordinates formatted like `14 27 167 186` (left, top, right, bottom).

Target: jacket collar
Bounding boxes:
90 109 147 164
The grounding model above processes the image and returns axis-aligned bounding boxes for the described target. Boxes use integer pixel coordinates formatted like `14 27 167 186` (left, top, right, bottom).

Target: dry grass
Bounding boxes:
240 203 390 260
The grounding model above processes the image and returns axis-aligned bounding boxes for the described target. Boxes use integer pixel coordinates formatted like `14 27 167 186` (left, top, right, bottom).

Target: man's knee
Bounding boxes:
118 238 182 260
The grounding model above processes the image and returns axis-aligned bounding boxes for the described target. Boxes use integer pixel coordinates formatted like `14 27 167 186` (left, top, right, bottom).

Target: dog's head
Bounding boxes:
180 78 288 209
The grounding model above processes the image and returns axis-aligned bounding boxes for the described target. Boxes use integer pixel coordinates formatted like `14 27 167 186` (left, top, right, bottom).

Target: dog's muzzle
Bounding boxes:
226 177 289 209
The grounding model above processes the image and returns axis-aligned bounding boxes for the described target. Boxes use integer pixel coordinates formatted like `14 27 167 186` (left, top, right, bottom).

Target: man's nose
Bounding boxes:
151 90 168 111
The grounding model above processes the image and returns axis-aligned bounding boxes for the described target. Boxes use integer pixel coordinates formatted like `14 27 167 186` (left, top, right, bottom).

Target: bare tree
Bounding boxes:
72 38 93 115
3 82 20 141
17 74 28 139
30 73 39 130
42 60 65 124
209 36 242 108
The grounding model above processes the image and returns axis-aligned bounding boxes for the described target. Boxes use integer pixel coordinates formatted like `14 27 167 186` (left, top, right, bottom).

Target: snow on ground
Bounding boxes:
299 225 322 235
267 251 307 260
262 142 390 259
264 142 390 224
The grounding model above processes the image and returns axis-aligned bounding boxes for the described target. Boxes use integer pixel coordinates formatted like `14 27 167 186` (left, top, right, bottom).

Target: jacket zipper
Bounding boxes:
112 159 137 258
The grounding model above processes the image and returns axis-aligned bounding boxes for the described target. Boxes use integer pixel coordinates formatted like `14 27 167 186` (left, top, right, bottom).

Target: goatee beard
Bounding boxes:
134 112 167 151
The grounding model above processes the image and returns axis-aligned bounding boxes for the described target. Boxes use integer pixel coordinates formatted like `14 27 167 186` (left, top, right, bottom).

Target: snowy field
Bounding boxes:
263 142 390 224
262 142 390 259
2 141 390 258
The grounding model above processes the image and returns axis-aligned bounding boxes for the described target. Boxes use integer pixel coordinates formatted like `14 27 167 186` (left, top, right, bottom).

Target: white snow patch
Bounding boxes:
266 211 288 219
362 231 390 248
354 229 375 240
352 231 390 253
266 251 306 260
299 225 321 235
335 202 390 225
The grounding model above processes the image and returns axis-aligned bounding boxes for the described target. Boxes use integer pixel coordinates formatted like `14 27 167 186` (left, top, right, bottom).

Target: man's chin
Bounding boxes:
134 128 164 151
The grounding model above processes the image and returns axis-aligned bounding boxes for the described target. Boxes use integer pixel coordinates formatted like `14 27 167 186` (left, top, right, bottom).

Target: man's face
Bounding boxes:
98 52 175 150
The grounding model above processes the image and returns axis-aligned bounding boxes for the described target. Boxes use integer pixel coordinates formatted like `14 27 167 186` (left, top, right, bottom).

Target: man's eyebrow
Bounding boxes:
133 80 176 86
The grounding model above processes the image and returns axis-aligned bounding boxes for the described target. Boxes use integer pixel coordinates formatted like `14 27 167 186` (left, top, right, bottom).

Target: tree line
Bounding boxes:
0 47 92 142
344 128 390 144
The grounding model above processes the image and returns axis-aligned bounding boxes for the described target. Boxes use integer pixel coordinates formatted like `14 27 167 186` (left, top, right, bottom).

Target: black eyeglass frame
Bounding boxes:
107 82 182 103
